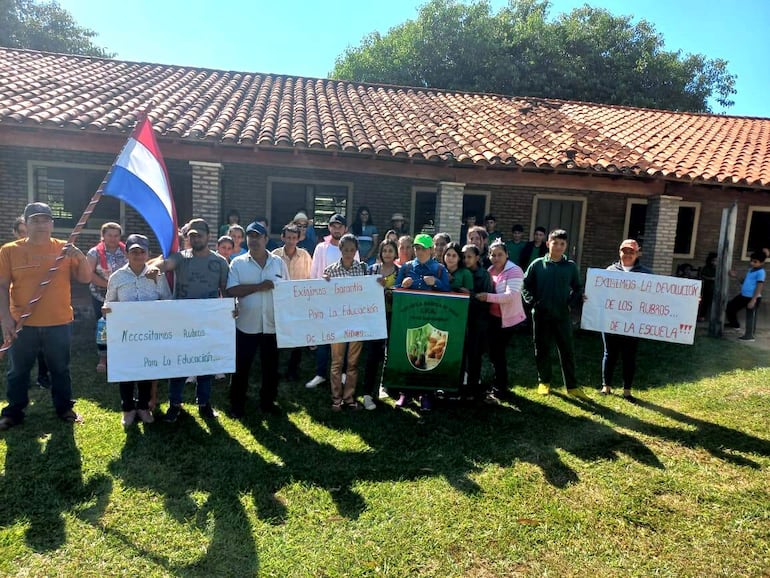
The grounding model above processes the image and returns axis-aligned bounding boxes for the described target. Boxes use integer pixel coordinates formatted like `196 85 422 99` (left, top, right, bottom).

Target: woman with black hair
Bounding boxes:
351 206 379 265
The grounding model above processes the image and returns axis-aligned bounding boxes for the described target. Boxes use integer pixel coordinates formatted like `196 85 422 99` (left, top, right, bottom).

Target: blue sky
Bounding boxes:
59 0 769 117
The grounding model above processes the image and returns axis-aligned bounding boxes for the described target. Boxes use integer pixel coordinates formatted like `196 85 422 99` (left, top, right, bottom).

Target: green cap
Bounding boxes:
413 233 434 249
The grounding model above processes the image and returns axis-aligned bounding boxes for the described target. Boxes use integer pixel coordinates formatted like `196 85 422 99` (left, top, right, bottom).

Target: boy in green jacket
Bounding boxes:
522 229 589 400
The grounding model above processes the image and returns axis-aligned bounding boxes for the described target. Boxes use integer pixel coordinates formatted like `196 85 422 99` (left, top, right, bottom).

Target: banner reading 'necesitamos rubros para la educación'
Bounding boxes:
383 290 469 392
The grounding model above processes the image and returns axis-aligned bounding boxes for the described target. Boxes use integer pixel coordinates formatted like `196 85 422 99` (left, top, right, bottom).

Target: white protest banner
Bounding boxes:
581 268 701 345
273 277 387 348
106 298 236 381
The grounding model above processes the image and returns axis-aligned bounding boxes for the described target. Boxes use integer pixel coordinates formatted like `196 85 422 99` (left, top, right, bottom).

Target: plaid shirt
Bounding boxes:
324 258 369 278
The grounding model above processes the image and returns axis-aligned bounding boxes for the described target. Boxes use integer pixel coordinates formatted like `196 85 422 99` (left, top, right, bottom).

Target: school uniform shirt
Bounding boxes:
227 251 288 334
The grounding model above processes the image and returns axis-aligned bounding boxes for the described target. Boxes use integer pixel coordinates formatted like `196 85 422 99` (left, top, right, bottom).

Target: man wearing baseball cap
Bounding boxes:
597 239 653 401
226 221 289 417
0 202 92 430
152 217 229 421
306 213 359 389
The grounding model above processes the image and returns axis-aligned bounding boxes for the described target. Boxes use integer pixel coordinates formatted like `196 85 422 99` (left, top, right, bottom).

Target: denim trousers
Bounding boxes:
168 374 213 406
2 323 74 420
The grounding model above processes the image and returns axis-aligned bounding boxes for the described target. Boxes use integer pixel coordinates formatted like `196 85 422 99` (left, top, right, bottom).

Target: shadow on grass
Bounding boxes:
566 396 770 468
0 412 111 552
106 414 277 577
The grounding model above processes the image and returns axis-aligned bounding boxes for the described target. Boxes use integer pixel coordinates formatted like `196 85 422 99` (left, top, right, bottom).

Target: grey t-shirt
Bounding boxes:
167 249 229 299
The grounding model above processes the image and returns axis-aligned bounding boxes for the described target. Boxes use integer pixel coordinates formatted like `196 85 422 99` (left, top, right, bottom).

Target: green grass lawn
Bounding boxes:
1 321 769 577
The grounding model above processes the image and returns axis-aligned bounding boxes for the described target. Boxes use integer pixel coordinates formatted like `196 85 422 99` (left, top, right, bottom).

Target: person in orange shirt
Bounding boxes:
0 202 92 430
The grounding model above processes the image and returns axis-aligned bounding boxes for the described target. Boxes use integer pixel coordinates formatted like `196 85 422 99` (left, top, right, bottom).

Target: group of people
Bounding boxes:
1 201 763 431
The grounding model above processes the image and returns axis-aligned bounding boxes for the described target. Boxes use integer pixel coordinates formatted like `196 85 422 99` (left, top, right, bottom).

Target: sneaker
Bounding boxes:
395 394 408 408
214 373 227 380
362 395 376 410
738 335 755 342
198 403 218 419
420 395 432 412
59 409 83 424
378 386 389 399
136 409 154 424
567 387 591 401
164 405 182 423
306 375 326 388
0 415 20 431
121 410 136 426
185 376 197 384
537 383 551 395
37 374 51 389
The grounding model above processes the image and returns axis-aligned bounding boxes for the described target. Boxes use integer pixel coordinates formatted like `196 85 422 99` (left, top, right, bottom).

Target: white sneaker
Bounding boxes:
378 386 389 399
305 375 326 388
185 376 197 384
362 395 376 410
341 373 347 385
121 410 136 426
214 373 226 381
136 409 154 424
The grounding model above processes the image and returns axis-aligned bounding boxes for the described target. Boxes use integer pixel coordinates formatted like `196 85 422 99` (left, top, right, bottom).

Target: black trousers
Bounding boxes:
119 381 152 411
362 338 387 398
532 312 577 389
465 315 489 397
230 330 279 412
726 294 761 338
602 333 639 389
488 315 514 392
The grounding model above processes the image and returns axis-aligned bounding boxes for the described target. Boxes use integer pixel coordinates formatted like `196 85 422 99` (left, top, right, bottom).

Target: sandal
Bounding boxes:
331 401 344 412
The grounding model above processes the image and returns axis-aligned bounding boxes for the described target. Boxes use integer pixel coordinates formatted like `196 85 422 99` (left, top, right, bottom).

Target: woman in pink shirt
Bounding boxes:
476 240 525 401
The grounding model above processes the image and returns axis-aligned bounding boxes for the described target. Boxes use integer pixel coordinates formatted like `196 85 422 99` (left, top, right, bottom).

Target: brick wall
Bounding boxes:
436 181 465 242
189 161 222 239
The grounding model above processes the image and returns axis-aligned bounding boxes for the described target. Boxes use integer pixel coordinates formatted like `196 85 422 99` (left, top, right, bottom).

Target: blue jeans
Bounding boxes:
2 323 74 420
168 375 213 407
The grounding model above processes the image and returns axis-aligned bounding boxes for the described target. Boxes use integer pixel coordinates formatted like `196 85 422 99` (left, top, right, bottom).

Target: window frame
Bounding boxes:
266 176 353 238
741 205 770 261
27 160 125 235
622 198 701 259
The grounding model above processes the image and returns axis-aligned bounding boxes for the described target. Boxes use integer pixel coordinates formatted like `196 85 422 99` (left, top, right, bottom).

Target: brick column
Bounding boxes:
643 194 681 275
436 181 465 244
189 161 223 238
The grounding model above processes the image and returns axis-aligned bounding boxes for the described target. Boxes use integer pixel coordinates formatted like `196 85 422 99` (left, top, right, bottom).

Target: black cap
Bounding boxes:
23 202 53 221
245 221 268 236
186 218 209 235
126 234 149 252
329 213 346 226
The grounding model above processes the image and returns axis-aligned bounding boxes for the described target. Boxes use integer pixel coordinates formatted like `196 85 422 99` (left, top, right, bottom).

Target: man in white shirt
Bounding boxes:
227 221 289 417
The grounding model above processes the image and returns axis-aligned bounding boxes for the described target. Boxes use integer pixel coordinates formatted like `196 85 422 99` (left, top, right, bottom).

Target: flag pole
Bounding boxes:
0 109 150 357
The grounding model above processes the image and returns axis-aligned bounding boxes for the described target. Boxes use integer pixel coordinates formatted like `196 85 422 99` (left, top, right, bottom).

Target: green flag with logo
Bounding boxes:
383 290 469 392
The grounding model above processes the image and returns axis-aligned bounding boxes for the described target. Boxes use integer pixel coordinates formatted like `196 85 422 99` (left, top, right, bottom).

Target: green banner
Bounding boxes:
383 290 469 392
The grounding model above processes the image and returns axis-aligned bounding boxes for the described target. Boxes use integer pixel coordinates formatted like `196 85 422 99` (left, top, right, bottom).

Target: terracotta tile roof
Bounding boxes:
1 48 769 188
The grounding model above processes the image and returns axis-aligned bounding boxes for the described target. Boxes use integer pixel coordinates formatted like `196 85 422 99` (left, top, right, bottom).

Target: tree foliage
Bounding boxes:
331 0 735 113
0 0 112 57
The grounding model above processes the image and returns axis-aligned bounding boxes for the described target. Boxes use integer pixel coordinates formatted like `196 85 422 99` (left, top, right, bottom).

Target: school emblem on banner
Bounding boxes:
406 323 448 371
384 290 469 392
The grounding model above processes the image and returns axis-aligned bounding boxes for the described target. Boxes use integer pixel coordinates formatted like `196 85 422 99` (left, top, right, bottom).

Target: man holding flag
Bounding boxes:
152 218 229 422
0 202 92 430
